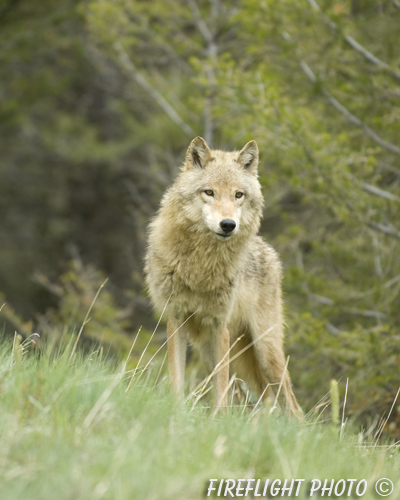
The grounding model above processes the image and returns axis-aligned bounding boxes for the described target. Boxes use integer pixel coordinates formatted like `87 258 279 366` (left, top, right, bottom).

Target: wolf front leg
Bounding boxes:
167 317 187 399
213 327 230 411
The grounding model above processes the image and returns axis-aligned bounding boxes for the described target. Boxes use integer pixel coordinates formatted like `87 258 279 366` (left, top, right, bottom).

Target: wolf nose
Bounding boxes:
220 219 236 234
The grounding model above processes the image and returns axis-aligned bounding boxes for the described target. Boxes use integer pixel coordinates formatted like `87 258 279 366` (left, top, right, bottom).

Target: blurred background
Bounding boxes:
1 0 399 428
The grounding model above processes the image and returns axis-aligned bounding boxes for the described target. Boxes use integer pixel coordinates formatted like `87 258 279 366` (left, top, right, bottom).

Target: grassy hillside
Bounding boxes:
0 337 399 500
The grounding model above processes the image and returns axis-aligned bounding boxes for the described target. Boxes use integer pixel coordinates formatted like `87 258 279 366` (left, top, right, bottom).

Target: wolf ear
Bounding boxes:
238 140 259 175
185 136 212 169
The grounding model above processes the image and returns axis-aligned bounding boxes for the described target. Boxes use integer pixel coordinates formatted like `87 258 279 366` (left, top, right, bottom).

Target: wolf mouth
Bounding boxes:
215 232 232 239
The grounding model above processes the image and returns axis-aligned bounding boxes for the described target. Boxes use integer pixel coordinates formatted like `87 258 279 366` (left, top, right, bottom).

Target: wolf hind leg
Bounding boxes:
230 332 271 399
251 329 303 419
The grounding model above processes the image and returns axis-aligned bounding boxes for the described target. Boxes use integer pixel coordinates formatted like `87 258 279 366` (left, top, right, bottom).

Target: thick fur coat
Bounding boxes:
145 137 301 417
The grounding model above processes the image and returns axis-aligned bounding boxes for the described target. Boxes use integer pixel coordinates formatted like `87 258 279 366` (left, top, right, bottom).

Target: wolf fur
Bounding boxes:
144 137 302 417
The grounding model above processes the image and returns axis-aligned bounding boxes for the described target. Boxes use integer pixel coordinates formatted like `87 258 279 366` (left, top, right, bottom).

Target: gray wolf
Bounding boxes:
144 137 302 417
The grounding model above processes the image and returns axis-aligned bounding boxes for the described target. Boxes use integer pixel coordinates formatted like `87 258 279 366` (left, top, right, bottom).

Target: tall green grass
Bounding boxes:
0 336 398 500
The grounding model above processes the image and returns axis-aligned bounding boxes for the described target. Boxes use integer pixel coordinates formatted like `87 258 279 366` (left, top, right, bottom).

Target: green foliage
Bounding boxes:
35 259 134 352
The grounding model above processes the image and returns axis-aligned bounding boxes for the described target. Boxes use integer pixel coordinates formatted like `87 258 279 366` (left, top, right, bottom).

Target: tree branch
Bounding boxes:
289 44 400 155
307 0 400 82
114 42 194 137
367 221 400 240
362 182 400 203
308 293 388 319
187 0 218 145
187 0 216 51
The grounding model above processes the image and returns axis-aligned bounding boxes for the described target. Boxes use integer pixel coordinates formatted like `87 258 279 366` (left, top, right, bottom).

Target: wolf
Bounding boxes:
145 137 302 418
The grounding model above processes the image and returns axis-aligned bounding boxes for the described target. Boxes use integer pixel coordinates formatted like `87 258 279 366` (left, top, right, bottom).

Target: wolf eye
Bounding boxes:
235 192 244 199
204 189 214 196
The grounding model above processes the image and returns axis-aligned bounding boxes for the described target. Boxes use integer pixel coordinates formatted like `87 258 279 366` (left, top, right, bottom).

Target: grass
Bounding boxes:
0 336 399 500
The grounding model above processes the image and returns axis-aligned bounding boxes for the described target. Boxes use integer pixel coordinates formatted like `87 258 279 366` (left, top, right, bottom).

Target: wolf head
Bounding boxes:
164 137 264 242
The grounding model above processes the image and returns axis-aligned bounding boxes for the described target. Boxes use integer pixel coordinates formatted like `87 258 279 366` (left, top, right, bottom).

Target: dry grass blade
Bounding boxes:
374 387 400 445
230 379 241 408
304 390 332 421
374 413 387 441
69 278 109 361
153 349 168 387
362 416 379 440
187 334 245 404
191 385 213 410
303 418 331 426
82 374 121 431
251 383 271 417
387 439 400 450
269 355 290 416
241 389 250 416
189 324 278 406
122 327 142 374
212 374 237 417
340 378 349 438
125 291 173 391
314 401 330 424
133 309 199 387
